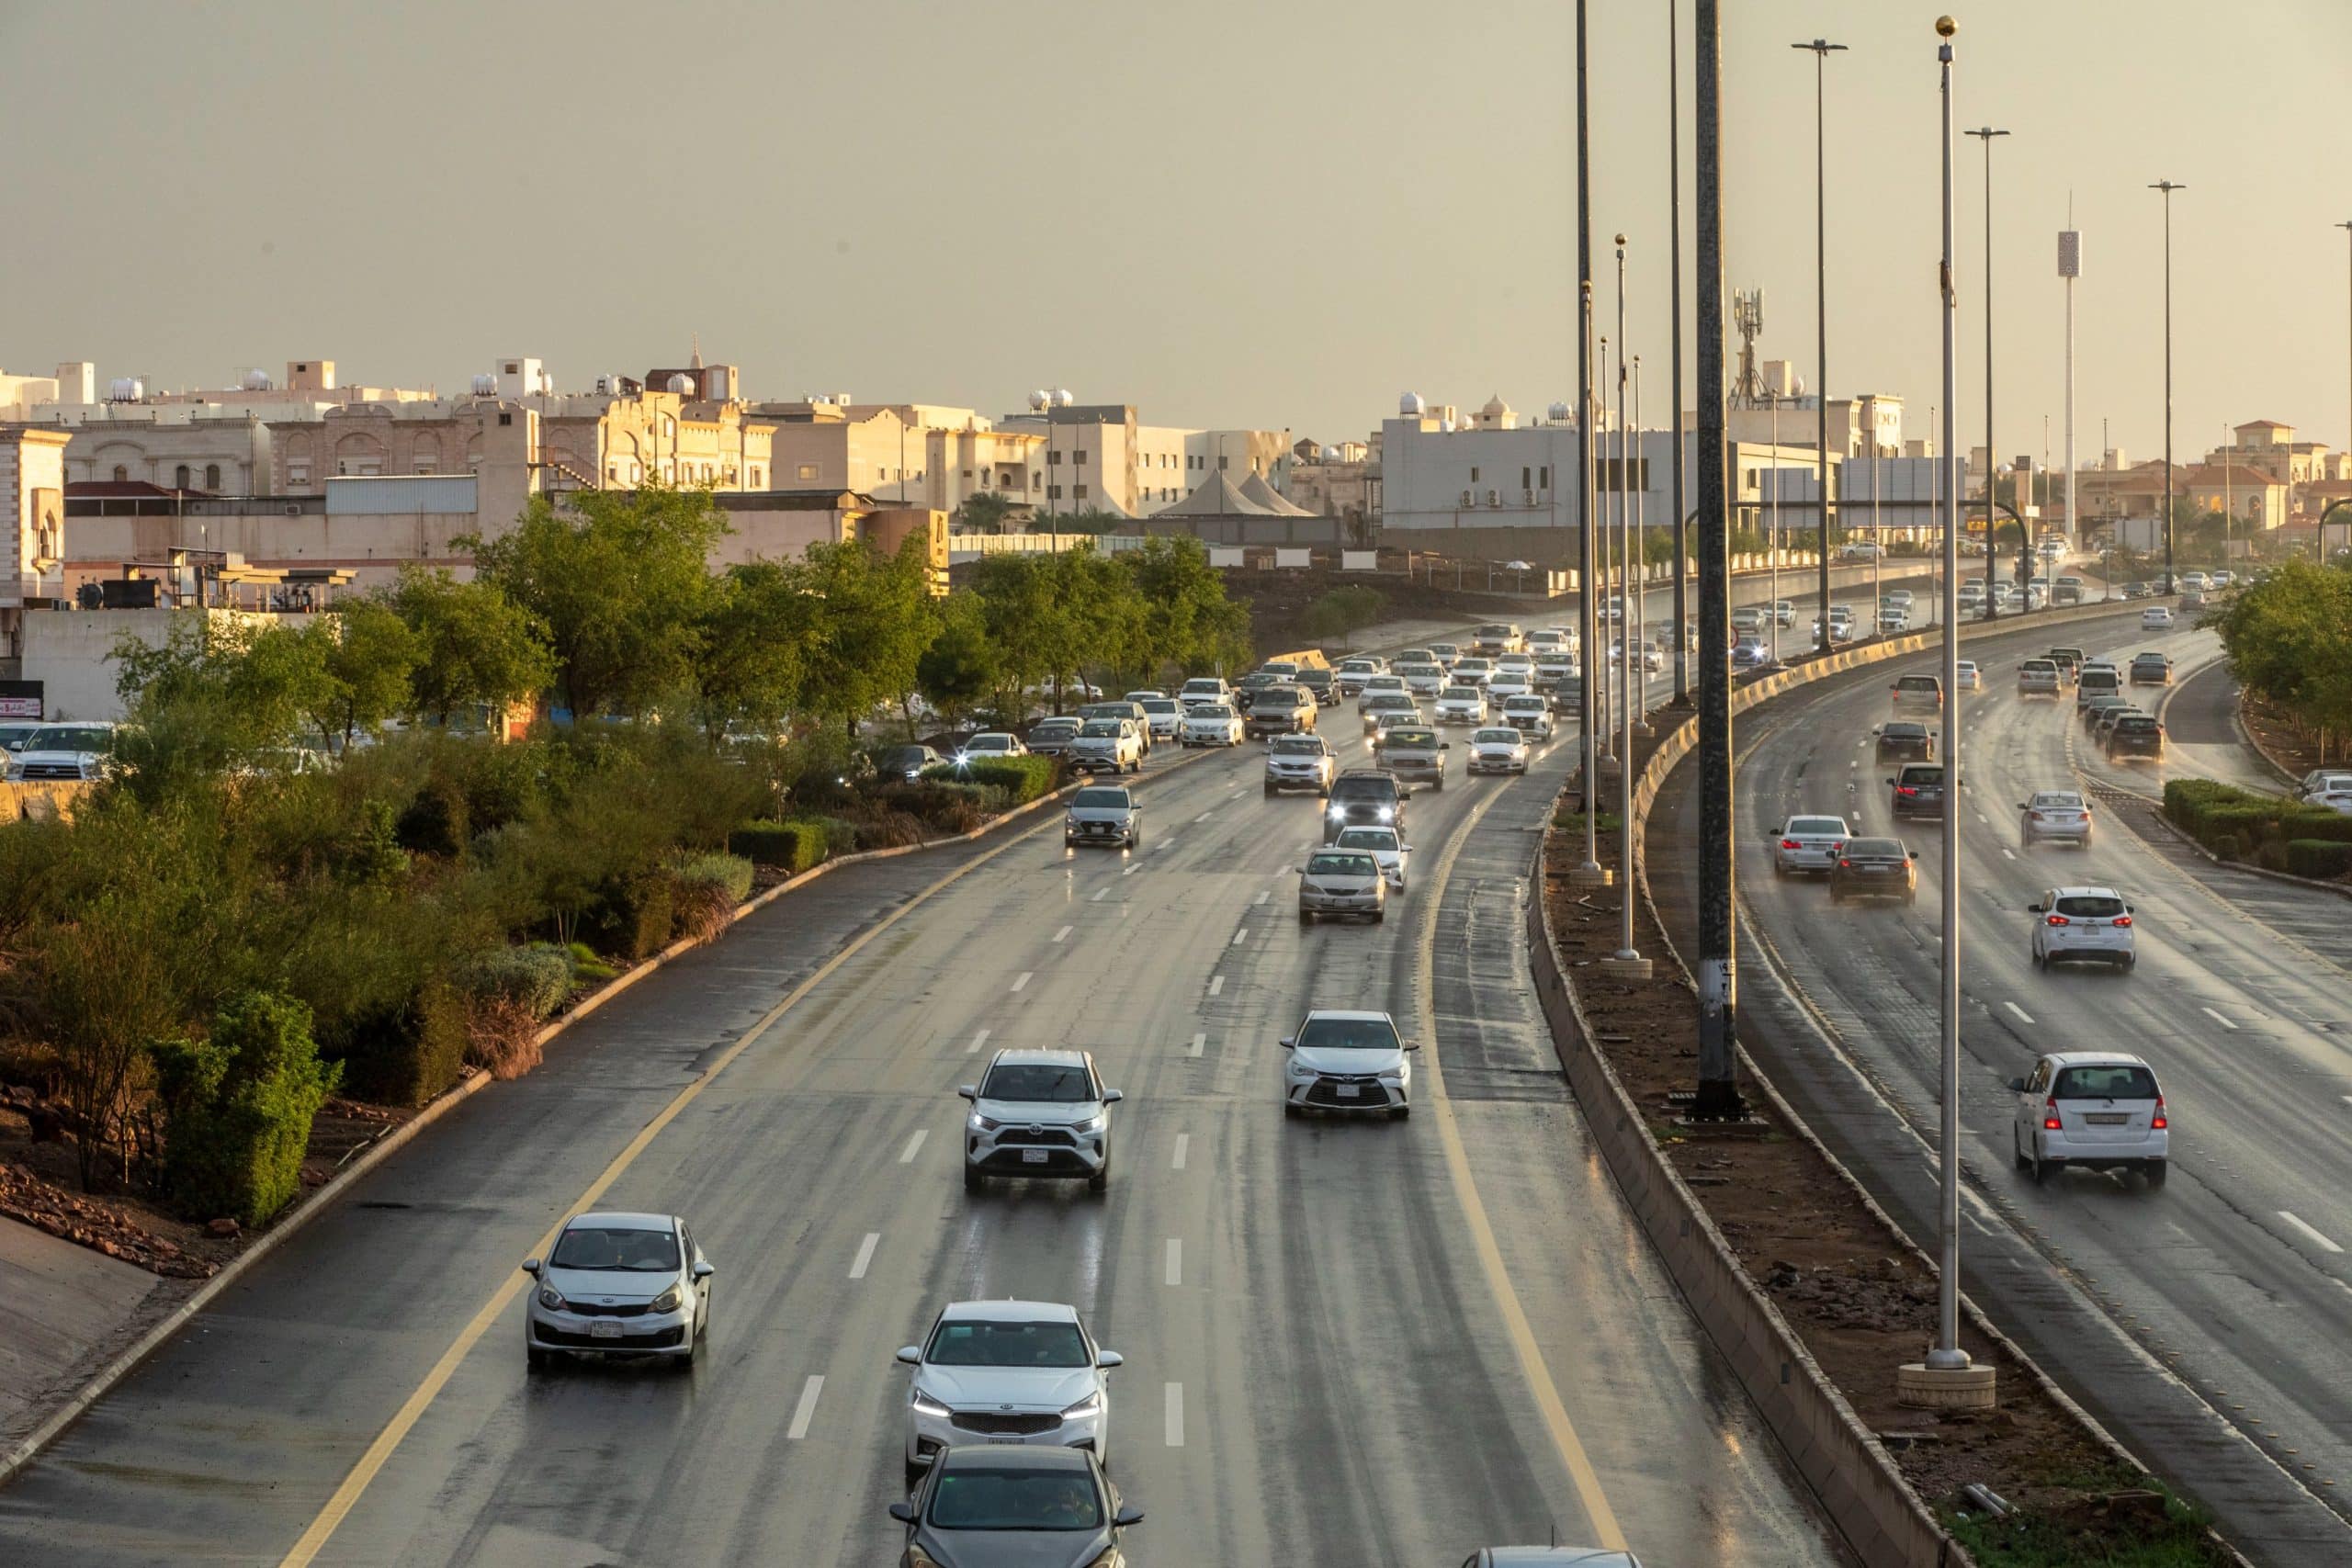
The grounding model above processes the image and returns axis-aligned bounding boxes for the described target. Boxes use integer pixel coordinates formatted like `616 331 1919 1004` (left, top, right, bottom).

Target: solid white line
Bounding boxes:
1207 976 1225 997
1193 811 1213 824
1165 1238 1182 1286
2279 1212 2345 1255
849 1233 880 1280
899 1130 927 1164
1010 971 1032 992
1230 930 1247 946
2005 1001 2035 1025
1053 924 1073 943
1164 1383 1184 1447
786 1375 824 1439
967 1028 991 1055
1252 890 1269 906
1171 1133 1189 1169
1188 1032 1205 1057
1090 886 1108 902
2002 848 2017 861
2201 1006 2239 1032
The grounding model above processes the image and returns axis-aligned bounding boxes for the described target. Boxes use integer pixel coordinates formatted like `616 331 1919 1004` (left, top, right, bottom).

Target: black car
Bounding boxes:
1829 836 1918 905
2106 715 2165 760
1324 768 1404 843
1295 667 1337 706
889 1445 1140 1568
870 743 944 782
2129 653 2172 686
1874 722 1935 761
1887 762 1946 820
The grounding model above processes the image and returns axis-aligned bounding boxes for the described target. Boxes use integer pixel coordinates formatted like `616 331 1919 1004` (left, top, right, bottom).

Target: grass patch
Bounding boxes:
1944 1471 2225 1568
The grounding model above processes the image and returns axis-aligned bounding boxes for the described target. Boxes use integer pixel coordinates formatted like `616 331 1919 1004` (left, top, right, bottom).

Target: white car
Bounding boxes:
1399 662 1447 698
2178 570 2210 592
1449 657 1495 687
1334 659 1382 697
1136 697 1182 742
960 1048 1119 1191
1178 676 1231 711
1357 673 1408 707
522 1211 714 1371
1486 666 1534 702
1332 824 1410 889
899 1301 1121 1481
1499 694 1554 738
1281 1008 1416 1119
1263 732 1336 795
2296 770 2352 806
955 732 1028 767
2029 885 2135 971
1069 719 1143 774
2010 1052 2167 1188
1361 692 1419 734
1122 689 1165 704
1527 629 1576 660
1731 605 1767 637
1435 686 1488 726
2018 789 2094 848
1876 604 1908 633
1772 814 1850 877
1065 784 1142 850
1955 660 1981 691
2141 605 2176 630
1534 654 1577 692
1772 600 1796 628
4 721 117 783
1611 638 1664 674
1466 726 1531 774
1179 704 1245 747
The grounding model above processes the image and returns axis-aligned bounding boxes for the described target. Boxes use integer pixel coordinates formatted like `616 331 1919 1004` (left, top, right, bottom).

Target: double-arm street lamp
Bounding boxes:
1965 125 2009 617
1793 37 1847 653
2152 179 2187 593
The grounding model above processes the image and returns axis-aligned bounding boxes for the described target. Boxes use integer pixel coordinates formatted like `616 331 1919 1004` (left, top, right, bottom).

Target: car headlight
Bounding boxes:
1066 1114 1104 1136
910 1388 953 1419
537 1287 567 1311
1287 1059 1317 1080
1060 1392 1103 1420
1377 807 1395 822
969 1112 1002 1132
650 1284 683 1314
1328 805 1345 820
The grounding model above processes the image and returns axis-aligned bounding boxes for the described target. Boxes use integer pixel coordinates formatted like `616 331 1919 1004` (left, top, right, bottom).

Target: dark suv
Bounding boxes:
1887 762 1947 820
1324 768 1404 843
2106 715 2165 761
1295 667 1337 706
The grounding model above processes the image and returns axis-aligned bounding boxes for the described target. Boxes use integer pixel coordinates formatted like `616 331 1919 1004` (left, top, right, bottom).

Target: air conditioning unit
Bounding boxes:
283 502 300 516
1524 489 1538 504
1461 489 1475 506
1486 490 1499 508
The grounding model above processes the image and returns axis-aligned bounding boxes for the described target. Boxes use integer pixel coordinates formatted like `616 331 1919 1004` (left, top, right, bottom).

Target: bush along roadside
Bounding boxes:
2161 778 2352 878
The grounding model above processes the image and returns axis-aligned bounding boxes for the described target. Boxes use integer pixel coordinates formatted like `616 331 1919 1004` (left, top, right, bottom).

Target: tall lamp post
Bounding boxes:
2335 220 2351 561
1793 36 1847 653
2152 179 2186 593
1569 0 1611 890
1668 0 1690 706
1965 125 2008 617
1899 12 1996 1414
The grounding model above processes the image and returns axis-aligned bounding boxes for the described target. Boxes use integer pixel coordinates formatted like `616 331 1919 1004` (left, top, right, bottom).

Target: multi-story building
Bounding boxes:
994 396 1294 518
2 424 71 659
755 400 1046 518
1286 437 1378 522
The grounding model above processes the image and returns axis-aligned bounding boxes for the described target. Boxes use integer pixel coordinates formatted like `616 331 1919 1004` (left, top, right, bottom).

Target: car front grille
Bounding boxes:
536 1324 684 1348
17 763 87 781
567 1297 657 1317
950 1412 1063 1436
1306 1076 1392 1108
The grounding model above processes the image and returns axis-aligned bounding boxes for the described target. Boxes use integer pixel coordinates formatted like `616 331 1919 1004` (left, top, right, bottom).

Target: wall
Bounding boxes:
18 607 300 720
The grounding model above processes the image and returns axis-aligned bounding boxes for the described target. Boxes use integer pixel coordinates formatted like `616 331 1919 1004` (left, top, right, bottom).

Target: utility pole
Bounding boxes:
2061 220 2079 564
1668 0 1690 707
2335 220 2351 560
2153 179 2186 593
1967 125 2008 617
1794 37 1846 654
1570 0 1611 890
1900 12 1996 1415
1690 0 1738 1118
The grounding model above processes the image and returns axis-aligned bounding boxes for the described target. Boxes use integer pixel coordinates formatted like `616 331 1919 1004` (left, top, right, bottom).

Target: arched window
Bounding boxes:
175 464 191 489
113 465 128 482
204 463 220 490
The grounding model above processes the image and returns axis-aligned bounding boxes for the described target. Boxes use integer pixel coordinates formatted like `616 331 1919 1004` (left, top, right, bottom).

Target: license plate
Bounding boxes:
1022 1148 1049 1164
1336 1084 1362 1099
590 1319 624 1339
2084 1112 2129 1126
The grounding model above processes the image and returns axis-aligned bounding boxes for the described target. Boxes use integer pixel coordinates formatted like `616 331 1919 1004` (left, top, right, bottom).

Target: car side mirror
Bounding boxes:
2125 906 2134 915
1279 1036 1295 1050
888 1502 918 1524
1114 1505 1147 1528
2015 802 2028 811
956 1086 977 1100
1097 1349 1125 1369
1102 1089 1124 1104
2028 903 2044 914
1909 851 1918 860
2007 1076 2027 1092
1882 778 1894 787
1441 742 1451 750
1401 1040 1422 1052
692 1259 715 1280
895 1346 922 1365
520 1258 540 1276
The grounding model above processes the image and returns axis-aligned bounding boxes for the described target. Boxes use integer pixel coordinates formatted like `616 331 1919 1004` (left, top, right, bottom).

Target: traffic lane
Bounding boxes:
1736 637 2352 1530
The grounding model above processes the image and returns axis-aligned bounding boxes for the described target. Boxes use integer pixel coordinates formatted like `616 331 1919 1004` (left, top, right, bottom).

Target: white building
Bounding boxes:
995 394 1294 518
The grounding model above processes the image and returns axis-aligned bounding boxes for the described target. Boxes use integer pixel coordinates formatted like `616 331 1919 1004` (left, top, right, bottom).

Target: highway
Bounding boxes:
1653 604 2352 1564
0 657 1845 1563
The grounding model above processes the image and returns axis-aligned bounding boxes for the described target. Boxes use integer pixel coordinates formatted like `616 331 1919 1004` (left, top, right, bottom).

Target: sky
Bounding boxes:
3 0 2347 467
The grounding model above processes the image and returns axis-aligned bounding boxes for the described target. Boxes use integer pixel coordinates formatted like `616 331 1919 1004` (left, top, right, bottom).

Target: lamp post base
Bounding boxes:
1896 1360 1997 1410
1633 720 1655 739
1567 864 1617 889
1599 953 1654 979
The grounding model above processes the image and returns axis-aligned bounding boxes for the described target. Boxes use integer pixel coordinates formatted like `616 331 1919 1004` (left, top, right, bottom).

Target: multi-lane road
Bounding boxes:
1653 604 2352 1565
0 637 1848 1564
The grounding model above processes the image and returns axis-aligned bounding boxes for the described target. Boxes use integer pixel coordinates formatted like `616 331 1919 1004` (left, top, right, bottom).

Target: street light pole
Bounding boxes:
1966 125 2008 618
2152 180 2186 593
1570 0 1611 890
1900 13 1995 1413
1794 37 1846 655
2335 220 2351 561
1668 0 1690 707
1604 334 1651 982
1600 333 1615 761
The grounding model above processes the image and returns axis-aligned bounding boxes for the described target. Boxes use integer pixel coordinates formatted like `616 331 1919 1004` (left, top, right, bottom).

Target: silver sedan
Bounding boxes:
523 1211 714 1371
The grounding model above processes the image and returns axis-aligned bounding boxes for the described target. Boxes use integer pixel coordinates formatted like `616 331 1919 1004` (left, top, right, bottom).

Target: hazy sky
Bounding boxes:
4 1 2347 466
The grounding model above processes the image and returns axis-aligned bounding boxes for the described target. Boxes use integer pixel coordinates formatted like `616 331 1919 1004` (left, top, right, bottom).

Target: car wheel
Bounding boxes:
2031 1142 2052 1185
2030 942 2043 970
1772 859 1787 879
1264 783 1277 797
1088 1159 1110 1194
2144 1162 2167 1190
526 1345 548 1372
962 1164 983 1193
1283 1101 1302 1119
1390 1103 1410 1122
1373 908 1386 923
1298 908 1312 924
2013 1130 2030 1172
1434 777 1444 791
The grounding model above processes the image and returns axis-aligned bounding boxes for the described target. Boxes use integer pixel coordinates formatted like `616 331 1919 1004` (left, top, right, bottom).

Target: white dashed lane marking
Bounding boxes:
1171 1133 1189 1169
1188 1032 1205 1057
899 1131 927 1164
1194 811 1213 824
849 1233 880 1280
786 1376 825 1439
1053 925 1073 943
967 1028 990 1055
1164 1383 1185 1447
2004 1002 2035 1025
1091 887 1109 902
1230 930 1247 946
1010 971 1032 992
2201 1007 2239 1032
1166 1239 1182 1286
1207 976 1225 997
1252 891 1269 906
2279 1212 2344 1255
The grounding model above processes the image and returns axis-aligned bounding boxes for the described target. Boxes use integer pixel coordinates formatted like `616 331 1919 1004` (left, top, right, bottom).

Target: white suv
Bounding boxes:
2009 1052 2167 1188
2028 886 2135 971
960 1049 1121 1192
898 1300 1122 1481
1435 685 1488 726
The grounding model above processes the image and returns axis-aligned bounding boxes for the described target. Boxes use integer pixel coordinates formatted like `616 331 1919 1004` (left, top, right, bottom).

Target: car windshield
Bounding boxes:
2053 894 2127 919
549 1226 680 1272
1331 777 1397 801
1071 788 1129 808
1366 676 1403 689
1846 838 1905 857
873 746 930 770
2114 717 2159 732
2021 660 2054 672
1078 721 1122 738
1032 719 1080 734
1306 852 1378 877
1790 817 1849 835
2052 1064 2159 1100
1272 736 1323 755
1182 680 1222 694
1340 661 1375 672
1385 729 1437 748
1442 687 1482 701
928 1466 1103 1531
1295 1015 1402 1052
1474 728 1522 743
1505 697 1544 710
969 735 1013 750
28 726 112 751
981 1064 1094 1102
1264 688 1304 704
1335 828 1399 852
1141 700 1179 715
1884 724 1928 739
0 725 44 749
1369 695 1413 711
1192 705 1235 720
2031 793 2085 809
925 1317 1091 1368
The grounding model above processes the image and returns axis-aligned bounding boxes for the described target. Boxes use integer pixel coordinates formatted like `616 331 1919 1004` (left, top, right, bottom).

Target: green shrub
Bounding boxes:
586 872 677 961
729 820 803 867
149 990 340 1227
2163 777 2253 835
921 754 1059 803
2278 808 2352 846
728 818 842 874
329 980 469 1106
394 775 469 857
2286 839 2352 879
2254 840 2292 873
458 944 573 1021
673 852 754 906
869 780 1002 834
2198 804 2275 851
2210 833 2243 861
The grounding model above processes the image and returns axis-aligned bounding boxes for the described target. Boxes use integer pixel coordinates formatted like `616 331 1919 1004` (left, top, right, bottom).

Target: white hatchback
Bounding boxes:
2029 886 2135 970
2010 1052 2167 1188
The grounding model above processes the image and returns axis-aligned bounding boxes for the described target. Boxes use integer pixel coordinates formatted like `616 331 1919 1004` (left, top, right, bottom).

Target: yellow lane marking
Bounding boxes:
277 807 1075 1568
1412 782 1629 1552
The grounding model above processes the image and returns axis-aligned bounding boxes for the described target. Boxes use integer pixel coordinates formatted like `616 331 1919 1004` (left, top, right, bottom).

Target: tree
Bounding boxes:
112 615 327 789
1299 584 1388 646
969 553 1069 713
383 567 555 728
916 592 999 728
693 560 813 741
1124 536 1245 678
955 491 1019 535
462 482 727 719
295 602 419 751
797 535 938 739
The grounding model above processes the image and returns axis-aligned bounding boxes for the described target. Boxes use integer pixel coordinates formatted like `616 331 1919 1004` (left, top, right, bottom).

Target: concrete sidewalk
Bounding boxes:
0 1215 177 1450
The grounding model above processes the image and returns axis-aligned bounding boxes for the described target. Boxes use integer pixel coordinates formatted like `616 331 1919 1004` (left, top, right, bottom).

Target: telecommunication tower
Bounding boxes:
1732 288 1766 407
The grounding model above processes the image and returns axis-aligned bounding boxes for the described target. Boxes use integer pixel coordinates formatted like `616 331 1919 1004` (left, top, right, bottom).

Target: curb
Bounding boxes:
0 1065 493 1492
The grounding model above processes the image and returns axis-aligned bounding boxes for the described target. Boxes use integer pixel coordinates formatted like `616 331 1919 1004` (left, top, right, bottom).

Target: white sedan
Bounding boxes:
1179 704 1245 747
1466 726 1531 774
1954 660 1981 692
1772 814 1850 877
1435 686 1488 725
1499 694 1554 739
956 733 1028 766
2141 605 2176 630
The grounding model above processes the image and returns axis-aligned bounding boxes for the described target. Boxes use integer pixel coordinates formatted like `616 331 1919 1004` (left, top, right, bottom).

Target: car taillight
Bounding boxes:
1838 858 1852 868
2151 1097 2167 1130
1896 786 1917 796
2043 1098 2063 1131
1781 838 1801 849
2111 915 2132 927
2045 914 2070 926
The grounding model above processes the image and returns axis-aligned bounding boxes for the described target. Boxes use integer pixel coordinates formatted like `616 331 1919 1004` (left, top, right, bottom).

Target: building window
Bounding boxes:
1540 466 1550 489
1048 484 1063 500
498 412 513 426
414 460 436 474
112 465 128 482
1073 450 1088 465
1469 467 1480 483
1521 467 1532 491
1048 450 1061 466
963 468 975 479
1074 485 1089 500
1216 456 1227 470
174 464 191 489
607 465 620 481
288 464 309 485
797 463 820 480
751 467 762 486
205 463 221 489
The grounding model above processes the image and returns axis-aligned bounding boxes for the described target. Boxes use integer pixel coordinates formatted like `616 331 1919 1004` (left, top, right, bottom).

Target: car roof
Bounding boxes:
2048 885 2125 897
940 1298 1082 1324
987 1048 1092 1069
569 1211 674 1232
1303 1008 1396 1023
2040 1050 2154 1069
937 1443 1095 1474
1481 1551 1642 1566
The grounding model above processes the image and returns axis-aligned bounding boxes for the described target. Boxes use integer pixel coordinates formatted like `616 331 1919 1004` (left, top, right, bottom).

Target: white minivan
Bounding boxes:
2010 1052 2167 1188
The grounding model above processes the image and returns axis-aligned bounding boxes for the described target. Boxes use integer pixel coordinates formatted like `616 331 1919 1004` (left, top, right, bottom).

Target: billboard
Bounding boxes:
0 681 43 720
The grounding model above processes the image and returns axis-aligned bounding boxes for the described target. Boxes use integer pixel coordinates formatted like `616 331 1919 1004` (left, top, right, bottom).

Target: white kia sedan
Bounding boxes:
899 1301 1121 1482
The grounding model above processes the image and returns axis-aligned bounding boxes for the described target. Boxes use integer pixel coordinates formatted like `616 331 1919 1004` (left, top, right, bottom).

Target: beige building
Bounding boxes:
994 400 1295 518
1285 437 1378 524
2185 463 2288 528
2 425 71 659
755 400 1046 518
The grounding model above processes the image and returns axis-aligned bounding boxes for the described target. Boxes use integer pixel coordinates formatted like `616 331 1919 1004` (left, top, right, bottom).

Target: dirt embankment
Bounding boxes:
1227 568 1538 656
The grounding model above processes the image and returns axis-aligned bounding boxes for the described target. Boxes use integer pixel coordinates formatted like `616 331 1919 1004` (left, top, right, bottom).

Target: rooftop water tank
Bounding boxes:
1051 388 1073 408
667 373 695 395
470 373 497 396
1320 445 1341 461
1029 389 1050 412
1547 400 1571 423
1399 391 1426 417
107 377 142 402
243 368 275 391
